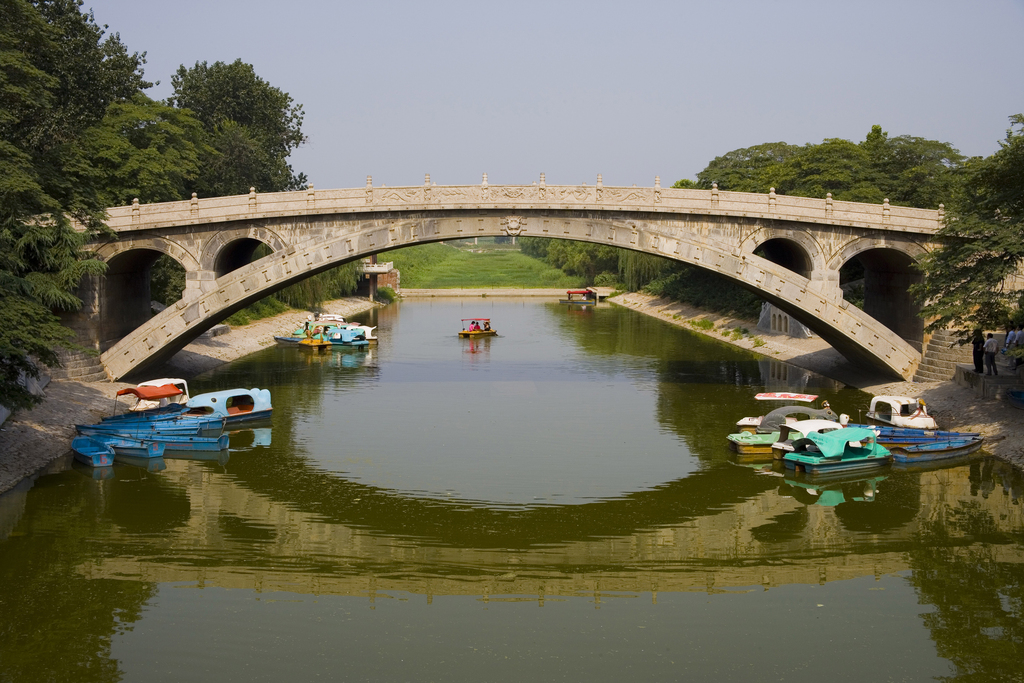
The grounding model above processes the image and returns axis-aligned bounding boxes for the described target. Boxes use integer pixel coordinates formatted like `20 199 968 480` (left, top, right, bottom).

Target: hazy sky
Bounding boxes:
87 0 1024 190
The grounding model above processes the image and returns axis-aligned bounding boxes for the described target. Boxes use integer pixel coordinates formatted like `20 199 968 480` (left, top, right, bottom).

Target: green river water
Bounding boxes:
1 299 1022 682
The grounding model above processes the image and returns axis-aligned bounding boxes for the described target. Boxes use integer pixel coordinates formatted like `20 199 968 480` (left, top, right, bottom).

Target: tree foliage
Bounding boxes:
913 114 1024 334
169 59 307 196
82 93 210 206
1 0 148 410
689 126 962 209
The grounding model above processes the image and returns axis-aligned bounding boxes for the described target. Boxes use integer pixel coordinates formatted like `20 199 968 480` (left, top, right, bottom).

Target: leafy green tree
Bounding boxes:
914 114 1024 335
693 142 803 192
686 127 961 208
82 92 210 206
1 0 148 410
169 59 307 196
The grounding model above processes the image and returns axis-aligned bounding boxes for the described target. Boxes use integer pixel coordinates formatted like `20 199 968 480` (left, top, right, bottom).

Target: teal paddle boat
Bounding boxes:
782 427 892 475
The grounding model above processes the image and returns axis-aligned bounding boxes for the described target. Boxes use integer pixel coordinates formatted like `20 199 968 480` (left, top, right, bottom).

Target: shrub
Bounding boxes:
751 336 766 347
689 319 715 331
375 286 397 304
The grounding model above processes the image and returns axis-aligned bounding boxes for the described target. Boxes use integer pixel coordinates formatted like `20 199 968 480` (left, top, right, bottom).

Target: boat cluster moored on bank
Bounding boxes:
275 313 377 350
727 392 985 475
72 380 272 471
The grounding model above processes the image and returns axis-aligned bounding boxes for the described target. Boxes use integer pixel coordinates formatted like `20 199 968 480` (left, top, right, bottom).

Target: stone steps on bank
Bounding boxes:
913 330 973 382
49 350 109 382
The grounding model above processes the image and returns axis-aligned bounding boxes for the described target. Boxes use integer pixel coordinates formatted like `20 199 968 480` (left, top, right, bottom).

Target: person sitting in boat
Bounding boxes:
483 321 491 331
470 321 480 331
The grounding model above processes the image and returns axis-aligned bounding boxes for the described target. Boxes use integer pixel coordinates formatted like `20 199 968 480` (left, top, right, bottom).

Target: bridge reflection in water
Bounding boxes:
76 455 1024 602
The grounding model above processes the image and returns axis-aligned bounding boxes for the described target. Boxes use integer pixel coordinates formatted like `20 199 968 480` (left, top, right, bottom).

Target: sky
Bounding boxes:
86 0 1024 190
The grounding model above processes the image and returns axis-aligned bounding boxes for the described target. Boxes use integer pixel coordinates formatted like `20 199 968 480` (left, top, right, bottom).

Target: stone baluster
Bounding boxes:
654 176 661 203
365 175 373 203
190 192 199 217
711 182 719 208
539 172 546 199
131 198 140 224
481 172 489 201
938 203 945 224
825 192 833 218
596 174 603 200
768 187 777 213
882 197 890 223
424 173 431 202
248 187 257 213
307 184 315 209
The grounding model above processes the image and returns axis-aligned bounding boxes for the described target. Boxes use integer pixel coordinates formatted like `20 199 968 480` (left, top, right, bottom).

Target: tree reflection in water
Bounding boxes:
908 460 1024 683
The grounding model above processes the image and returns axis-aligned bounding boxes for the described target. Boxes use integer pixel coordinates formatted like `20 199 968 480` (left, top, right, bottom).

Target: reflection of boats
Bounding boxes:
889 437 985 463
71 436 114 468
71 462 115 480
115 455 167 472
458 319 496 337
864 395 938 429
780 474 886 506
187 388 273 424
736 393 838 434
559 289 597 305
782 427 892 474
163 448 230 465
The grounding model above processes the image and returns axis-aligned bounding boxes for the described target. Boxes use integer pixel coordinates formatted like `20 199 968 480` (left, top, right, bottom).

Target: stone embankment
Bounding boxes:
0 297 376 495
612 293 1024 469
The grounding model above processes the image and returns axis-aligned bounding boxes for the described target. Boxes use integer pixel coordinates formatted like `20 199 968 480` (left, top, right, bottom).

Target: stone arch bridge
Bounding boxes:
75 176 944 380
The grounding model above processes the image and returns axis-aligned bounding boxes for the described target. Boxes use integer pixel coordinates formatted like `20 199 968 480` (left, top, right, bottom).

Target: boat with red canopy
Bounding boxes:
559 290 597 305
459 319 497 337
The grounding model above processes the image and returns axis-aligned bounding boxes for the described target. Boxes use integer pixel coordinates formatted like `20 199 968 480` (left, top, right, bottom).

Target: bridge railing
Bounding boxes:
96 184 942 235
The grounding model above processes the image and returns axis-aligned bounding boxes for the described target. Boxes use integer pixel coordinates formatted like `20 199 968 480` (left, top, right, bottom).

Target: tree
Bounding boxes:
1 0 149 411
693 142 803 192
82 92 210 206
169 59 307 196
686 128 962 208
913 114 1024 336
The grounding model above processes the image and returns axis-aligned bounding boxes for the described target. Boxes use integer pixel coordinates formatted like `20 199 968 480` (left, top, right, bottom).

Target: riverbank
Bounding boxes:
612 292 1024 468
0 297 376 495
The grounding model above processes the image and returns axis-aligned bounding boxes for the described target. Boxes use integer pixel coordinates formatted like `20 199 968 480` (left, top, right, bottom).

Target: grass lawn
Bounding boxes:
385 241 585 289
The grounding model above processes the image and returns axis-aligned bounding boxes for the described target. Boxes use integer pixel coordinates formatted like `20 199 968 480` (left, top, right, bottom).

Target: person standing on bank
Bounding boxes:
984 333 999 375
972 330 985 373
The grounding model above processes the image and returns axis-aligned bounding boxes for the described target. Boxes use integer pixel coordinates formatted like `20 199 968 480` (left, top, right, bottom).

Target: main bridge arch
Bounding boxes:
99 207 929 380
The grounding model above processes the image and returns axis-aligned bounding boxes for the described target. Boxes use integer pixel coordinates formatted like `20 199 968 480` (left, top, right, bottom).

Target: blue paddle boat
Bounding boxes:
71 435 115 468
1008 389 1024 410
82 416 225 439
783 427 892 475
187 388 273 424
159 433 231 452
79 433 165 460
327 326 370 347
889 437 985 463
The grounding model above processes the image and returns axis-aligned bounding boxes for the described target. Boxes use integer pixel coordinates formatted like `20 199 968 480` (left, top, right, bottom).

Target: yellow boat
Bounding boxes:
299 329 332 351
458 318 497 338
